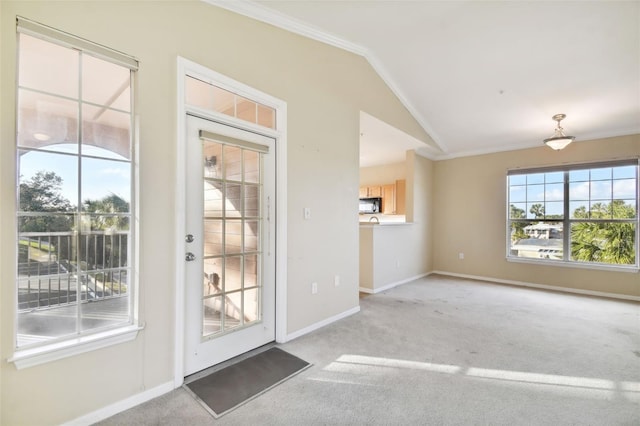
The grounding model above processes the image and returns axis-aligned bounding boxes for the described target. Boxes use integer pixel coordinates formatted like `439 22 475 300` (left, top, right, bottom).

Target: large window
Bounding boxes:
507 160 639 269
15 19 138 350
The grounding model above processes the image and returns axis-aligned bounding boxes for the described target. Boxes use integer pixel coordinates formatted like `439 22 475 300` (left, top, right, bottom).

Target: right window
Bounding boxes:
507 160 639 269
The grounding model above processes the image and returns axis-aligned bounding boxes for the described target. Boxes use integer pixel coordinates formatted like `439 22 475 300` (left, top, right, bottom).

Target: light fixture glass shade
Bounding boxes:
544 135 575 150
543 114 575 150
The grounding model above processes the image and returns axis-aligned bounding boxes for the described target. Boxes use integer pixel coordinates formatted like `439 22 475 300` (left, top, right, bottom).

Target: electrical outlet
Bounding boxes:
334 275 340 287
303 207 311 220
459 252 465 260
311 282 318 294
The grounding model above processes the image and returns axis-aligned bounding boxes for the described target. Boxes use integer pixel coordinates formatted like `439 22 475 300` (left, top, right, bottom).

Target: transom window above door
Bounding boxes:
185 76 276 130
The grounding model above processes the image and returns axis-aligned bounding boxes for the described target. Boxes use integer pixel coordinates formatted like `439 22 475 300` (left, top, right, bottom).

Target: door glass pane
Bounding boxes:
244 288 259 323
224 291 243 331
203 297 222 336
203 141 222 179
244 254 258 288
225 219 242 255
204 181 223 217
244 150 259 183
224 145 242 181
244 185 259 217
244 221 259 252
204 258 222 296
225 183 242 218
203 219 223 256
224 256 242 292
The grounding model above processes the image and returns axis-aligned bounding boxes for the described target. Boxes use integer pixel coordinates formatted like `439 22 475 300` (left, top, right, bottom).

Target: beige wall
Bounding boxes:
0 1 432 424
432 134 640 297
360 161 407 186
407 150 434 272
359 224 426 291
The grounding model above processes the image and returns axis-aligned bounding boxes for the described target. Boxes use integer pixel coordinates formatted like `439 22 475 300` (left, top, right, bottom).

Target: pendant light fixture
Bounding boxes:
543 114 575 150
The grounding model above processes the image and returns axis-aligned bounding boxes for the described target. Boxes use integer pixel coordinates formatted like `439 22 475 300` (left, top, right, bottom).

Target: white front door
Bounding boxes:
184 115 276 376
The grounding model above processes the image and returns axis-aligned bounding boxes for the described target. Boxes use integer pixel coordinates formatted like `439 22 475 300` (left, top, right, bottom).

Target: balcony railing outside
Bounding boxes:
18 231 129 312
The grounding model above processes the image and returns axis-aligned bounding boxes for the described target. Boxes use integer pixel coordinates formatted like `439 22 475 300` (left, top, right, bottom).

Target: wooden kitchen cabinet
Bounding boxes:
359 185 382 198
368 185 382 197
382 184 396 214
395 179 406 215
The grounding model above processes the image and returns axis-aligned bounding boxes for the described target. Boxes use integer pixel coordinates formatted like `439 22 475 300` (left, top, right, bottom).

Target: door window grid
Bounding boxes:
15 30 136 349
507 161 638 268
202 139 263 339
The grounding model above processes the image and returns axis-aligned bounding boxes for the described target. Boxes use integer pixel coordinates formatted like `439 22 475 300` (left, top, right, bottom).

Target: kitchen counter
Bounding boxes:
359 221 413 227
359 214 406 225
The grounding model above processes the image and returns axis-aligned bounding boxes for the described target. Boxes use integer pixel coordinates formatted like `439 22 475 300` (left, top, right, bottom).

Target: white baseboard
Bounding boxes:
431 270 640 302
359 272 431 294
62 380 175 426
285 305 361 342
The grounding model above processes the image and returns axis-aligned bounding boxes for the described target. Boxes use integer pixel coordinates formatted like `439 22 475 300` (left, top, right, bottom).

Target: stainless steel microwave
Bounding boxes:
359 197 381 214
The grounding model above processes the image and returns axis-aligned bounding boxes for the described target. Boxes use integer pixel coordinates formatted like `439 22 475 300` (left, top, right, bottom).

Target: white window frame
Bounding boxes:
506 158 640 272
9 17 142 369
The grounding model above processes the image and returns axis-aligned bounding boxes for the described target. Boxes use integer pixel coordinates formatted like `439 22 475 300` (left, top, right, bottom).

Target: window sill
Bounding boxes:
8 324 144 370
506 256 640 273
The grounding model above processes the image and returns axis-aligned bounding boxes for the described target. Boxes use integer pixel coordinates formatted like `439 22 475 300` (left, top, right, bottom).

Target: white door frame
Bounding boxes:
174 57 288 387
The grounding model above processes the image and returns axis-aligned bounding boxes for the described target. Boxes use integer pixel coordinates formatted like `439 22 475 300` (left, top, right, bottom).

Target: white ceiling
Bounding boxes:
212 0 640 162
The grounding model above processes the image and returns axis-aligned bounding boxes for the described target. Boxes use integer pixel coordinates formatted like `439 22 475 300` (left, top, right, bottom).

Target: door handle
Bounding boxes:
185 252 196 262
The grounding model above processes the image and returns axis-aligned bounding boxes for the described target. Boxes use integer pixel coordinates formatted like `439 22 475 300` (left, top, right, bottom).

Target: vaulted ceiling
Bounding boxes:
211 1 640 163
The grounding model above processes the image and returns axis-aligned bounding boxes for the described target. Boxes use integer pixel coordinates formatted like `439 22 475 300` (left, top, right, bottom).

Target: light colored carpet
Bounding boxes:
98 274 640 425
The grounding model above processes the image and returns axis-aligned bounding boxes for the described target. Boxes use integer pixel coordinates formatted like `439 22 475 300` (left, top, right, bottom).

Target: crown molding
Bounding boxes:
206 0 368 55
204 0 446 153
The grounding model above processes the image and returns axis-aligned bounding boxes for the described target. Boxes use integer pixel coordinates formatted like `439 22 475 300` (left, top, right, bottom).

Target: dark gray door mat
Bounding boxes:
184 347 311 418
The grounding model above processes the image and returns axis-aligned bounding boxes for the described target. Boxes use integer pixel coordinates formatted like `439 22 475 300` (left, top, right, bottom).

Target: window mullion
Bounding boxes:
76 50 83 336
563 171 570 261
